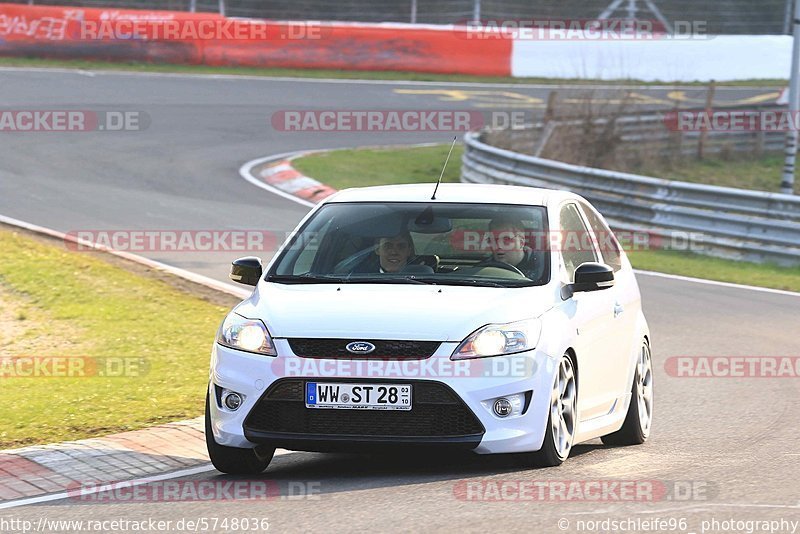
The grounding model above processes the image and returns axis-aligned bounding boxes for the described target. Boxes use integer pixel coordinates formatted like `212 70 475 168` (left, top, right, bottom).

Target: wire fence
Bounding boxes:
3 0 792 34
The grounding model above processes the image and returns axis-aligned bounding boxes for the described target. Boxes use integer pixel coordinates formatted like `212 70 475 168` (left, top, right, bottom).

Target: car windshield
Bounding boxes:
268 202 550 287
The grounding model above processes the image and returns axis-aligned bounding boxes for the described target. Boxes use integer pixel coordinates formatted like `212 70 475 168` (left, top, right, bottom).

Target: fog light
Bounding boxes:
493 397 513 417
222 390 243 411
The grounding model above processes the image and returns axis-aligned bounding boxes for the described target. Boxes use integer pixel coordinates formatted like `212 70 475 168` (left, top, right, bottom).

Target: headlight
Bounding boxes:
451 318 541 360
217 313 276 356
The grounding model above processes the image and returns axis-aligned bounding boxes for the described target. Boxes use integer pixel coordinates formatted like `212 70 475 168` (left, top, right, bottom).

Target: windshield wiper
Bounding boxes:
266 273 348 284
267 274 514 287
397 276 437 285
266 273 431 285
341 276 430 285
417 278 510 288
357 275 514 288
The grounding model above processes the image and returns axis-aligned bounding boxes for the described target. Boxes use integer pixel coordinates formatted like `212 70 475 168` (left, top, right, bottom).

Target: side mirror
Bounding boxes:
230 257 263 286
572 262 614 293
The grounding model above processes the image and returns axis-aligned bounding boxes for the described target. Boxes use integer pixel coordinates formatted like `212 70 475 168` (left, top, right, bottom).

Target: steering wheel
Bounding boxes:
479 260 525 276
408 255 439 271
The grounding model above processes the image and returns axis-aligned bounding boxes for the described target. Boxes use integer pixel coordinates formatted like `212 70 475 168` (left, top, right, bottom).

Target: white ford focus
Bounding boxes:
206 184 653 473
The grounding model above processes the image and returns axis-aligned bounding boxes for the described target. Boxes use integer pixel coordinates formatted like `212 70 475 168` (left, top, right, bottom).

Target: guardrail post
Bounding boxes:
755 127 766 157
189 0 197 12
218 0 226 16
667 101 683 163
533 91 560 157
783 0 800 194
544 91 558 124
697 80 716 160
410 0 417 23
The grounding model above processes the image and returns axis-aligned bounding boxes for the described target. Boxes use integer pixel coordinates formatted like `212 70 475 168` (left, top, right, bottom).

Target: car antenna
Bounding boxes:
432 136 457 200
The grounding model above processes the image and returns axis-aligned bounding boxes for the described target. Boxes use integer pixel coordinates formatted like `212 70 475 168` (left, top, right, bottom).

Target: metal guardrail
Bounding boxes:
461 131 800 266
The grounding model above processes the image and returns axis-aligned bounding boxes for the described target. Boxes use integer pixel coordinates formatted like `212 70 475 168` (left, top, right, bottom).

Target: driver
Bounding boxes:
375 231 414 273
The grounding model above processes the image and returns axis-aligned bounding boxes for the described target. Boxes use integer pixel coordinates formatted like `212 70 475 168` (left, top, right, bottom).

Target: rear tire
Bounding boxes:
523 353 577 468
205 392 275 474
601 340 653 446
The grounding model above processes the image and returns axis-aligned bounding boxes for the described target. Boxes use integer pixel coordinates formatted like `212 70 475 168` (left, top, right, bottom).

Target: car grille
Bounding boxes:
286 338 440 359
244 379 485 438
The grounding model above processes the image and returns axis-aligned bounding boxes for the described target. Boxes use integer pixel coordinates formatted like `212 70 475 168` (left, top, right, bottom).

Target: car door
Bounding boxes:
577 201 640 399
557 202 618 421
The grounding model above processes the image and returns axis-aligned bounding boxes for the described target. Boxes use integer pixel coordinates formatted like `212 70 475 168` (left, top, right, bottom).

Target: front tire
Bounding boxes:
524 352 577 467
205 392 275 474
602 340 653 446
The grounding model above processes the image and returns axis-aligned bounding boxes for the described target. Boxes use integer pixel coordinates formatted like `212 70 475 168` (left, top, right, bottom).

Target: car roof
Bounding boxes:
323 183 579 207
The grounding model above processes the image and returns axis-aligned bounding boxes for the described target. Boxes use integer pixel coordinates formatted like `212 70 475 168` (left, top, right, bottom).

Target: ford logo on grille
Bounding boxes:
346 341 376 354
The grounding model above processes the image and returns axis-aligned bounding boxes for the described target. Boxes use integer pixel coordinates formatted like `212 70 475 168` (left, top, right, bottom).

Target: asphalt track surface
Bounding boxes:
1 68 799 533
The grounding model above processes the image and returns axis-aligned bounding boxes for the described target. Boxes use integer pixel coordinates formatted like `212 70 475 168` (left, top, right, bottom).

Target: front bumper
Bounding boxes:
208 339 559 454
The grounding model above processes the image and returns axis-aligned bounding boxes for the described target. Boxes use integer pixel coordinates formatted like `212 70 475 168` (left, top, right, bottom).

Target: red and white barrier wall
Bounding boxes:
0 3 791 81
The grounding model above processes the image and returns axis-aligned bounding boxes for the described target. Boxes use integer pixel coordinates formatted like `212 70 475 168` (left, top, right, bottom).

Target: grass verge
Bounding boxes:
631 154 788 193
0 227 235 448
626 250 800 292
292 145 464 190
293 144 800 292
0 57 787 86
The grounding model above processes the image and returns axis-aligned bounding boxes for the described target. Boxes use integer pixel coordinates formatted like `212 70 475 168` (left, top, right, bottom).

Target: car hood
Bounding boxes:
234 282 557 341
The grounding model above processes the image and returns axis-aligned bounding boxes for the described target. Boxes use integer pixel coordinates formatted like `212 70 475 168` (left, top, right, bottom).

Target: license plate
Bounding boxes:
305 382 412 410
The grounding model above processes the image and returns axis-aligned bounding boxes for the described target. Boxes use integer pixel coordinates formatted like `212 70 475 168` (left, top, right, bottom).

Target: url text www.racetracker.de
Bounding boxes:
0 516 271 533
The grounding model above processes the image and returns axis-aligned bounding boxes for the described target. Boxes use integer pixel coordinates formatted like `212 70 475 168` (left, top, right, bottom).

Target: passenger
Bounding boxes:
478 217 538 276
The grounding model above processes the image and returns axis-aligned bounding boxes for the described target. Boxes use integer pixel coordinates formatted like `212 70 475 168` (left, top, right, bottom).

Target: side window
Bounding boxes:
579 202 623 272
559 203 599 282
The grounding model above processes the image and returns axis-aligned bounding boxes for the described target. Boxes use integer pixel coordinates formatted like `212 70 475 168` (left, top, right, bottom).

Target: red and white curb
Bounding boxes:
256 155 337 205
239 143 444 209
0 419 208 508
